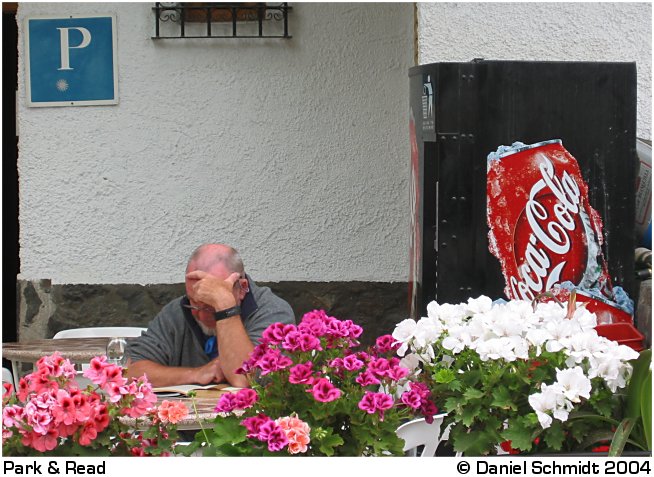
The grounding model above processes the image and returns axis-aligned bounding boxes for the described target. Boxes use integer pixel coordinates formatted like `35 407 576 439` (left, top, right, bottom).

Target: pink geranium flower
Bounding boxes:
157 400 189 424
358 392 394 420
22 428 59 452
262 323 297 345
215 393 238 413
258 348 293 376
343 354 364 371
400 390 422 409
241 413 272 438
289 362 315 385
355 369 380 386
310 378 341 403
258 420 289 452
83 356 109 384
234 388 258 409
375 334 399 353
276 416 311 454
51 390 77 426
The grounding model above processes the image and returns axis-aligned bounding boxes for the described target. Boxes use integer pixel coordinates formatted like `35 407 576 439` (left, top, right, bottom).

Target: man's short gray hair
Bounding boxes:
186 243 245 275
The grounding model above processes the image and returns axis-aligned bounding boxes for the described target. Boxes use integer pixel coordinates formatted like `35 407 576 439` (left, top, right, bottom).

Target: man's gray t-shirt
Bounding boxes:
126 278 295 368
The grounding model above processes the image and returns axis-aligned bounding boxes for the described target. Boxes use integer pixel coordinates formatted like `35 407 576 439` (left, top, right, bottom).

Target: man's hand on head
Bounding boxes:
185 270 241 310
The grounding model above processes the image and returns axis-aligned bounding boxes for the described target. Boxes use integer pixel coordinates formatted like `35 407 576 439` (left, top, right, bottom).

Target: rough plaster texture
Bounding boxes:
417 2 652 140
17 3 414 284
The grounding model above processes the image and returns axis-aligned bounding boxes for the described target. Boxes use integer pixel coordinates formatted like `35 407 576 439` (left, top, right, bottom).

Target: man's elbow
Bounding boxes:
125 359 149 381
227 373 251 388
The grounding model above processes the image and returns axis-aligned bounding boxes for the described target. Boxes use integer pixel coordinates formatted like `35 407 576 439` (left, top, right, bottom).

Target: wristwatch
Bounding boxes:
213 305 241 321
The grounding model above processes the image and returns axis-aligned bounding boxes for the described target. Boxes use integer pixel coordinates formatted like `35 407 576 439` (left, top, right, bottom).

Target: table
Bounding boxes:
3 337 228 434
121 396 224 431
3 337 111 384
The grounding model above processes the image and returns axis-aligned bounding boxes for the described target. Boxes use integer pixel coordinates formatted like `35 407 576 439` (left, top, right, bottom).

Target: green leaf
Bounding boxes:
433 368 456 384
463 388 484 400
315 428 345 456
542 421 565 451
608 418 636 456
174 441 201 456
641 371 651 450
626 349 651 419
444 396 464 414
491 386 517 411
447 379 463 392
450 425 496 456
576 429 615 452
208 418 247 447
501 420 535 451
461 403 481 427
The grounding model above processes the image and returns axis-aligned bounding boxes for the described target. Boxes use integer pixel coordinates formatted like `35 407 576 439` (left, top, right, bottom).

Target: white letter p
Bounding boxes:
57 27 92 71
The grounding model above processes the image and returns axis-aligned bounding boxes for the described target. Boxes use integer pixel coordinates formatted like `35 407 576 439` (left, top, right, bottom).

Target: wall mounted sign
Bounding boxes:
24 15 118 107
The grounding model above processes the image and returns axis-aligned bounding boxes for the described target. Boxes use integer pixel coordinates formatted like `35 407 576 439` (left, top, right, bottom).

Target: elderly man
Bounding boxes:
126 243 295 388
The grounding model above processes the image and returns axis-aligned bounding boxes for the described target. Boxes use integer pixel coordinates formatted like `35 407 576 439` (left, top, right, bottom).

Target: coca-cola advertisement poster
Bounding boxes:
486 139 615 303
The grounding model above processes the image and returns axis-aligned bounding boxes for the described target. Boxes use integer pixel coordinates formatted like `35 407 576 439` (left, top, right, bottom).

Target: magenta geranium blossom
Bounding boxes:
310 378 341 403
289 362 315 385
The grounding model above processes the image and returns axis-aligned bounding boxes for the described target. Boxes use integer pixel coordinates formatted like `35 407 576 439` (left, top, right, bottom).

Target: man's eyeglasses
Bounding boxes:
182 300 215 313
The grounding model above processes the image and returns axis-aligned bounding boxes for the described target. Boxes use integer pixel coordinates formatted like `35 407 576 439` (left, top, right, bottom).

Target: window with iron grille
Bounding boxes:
153 2 291 39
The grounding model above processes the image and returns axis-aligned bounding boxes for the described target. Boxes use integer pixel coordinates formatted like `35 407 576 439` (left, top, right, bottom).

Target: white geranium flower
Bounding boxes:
528 385 558 429
588 351 634 392
529 383 574 429
525 328 553 348
437 303 468 328
570 306 598 331
466 315 497 342
392 319 418 356
488 309 526 339
399 352 421 373
476 337 518 362
413 317 444 348
564 330 606 364
509 336 530 360
426 301 440 320
441 327 473 354
466 296 493 314
555 367 591 402
543 319 581 352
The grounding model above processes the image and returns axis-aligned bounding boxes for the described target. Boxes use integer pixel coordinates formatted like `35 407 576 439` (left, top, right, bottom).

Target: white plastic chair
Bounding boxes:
396 414 449 457
53 327 146 385
53 327 146 339
2 367 14 388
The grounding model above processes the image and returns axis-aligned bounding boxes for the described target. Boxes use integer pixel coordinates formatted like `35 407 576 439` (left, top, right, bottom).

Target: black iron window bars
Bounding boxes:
153 3 291 39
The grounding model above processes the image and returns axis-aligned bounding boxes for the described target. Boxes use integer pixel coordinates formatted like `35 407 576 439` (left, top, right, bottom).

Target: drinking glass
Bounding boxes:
106 337 127 366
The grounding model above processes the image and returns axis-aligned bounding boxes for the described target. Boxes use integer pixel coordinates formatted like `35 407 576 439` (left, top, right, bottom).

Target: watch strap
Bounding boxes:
214 305 241 321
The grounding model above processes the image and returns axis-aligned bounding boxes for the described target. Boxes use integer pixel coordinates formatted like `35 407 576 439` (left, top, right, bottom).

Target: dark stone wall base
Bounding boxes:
16 280 410 347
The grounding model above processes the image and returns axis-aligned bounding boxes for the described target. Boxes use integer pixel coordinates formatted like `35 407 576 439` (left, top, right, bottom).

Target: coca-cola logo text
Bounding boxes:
509 155 583 300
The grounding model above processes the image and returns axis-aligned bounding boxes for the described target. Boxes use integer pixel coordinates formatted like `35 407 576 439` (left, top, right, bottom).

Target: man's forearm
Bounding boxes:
215 317 254 388
126 359 206 387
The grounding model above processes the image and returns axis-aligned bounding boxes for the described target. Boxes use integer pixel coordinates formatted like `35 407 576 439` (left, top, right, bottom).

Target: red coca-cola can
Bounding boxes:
487 139 614 302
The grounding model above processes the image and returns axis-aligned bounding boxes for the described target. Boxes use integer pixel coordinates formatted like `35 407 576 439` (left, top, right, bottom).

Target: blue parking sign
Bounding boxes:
25 15 118 107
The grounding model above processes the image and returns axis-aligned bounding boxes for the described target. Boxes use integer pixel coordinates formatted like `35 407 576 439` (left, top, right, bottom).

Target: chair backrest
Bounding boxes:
396 414 449 457
2 367 14 387
53 327 146 339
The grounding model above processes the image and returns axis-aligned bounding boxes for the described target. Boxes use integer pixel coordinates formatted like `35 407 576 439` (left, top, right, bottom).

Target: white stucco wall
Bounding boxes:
17 3 415 284
418 2 652 139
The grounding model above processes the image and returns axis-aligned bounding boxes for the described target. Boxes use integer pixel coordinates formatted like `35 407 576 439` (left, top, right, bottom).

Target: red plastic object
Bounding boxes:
594 322 645 351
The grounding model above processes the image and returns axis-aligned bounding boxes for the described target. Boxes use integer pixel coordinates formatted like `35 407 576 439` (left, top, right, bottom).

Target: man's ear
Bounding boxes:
238 279 249 300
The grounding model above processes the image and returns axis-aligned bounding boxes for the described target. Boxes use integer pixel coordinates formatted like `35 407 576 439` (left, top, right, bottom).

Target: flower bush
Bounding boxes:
392 296 640 456
182 310 438 456
2 353 188 456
